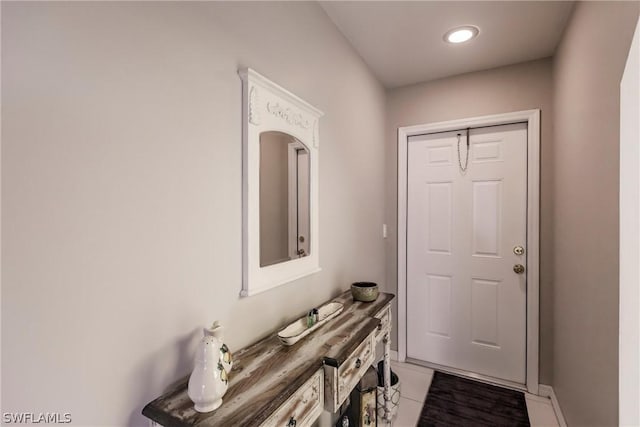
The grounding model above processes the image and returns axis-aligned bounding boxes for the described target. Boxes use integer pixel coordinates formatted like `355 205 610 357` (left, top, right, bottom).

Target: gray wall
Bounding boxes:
551 2 640 425
1 2 386 425
385 58 554 384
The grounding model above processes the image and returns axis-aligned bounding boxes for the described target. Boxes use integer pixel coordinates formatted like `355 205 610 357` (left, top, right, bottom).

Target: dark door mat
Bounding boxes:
418 371 530 427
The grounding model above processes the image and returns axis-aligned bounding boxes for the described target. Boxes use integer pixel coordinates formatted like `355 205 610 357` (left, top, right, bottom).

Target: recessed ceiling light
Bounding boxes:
444 26 480 44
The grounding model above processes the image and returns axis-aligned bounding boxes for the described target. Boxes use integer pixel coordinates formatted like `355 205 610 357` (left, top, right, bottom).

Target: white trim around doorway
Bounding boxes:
397 109 540 395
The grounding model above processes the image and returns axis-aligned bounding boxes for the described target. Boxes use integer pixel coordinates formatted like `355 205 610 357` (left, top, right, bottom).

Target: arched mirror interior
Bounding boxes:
259 131 310 267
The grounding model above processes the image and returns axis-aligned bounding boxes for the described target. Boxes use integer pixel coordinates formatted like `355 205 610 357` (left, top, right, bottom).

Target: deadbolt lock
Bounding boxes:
513 246 524 255
513 264 525 274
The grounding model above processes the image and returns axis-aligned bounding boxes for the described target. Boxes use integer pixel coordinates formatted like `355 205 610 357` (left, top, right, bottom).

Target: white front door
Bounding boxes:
406 122 527 384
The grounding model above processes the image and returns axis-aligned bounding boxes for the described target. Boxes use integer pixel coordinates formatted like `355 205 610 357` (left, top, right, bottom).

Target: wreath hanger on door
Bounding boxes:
457 127 471 172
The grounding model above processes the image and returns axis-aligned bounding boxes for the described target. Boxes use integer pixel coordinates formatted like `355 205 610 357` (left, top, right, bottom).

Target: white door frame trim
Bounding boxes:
397 109 540 395
619 17 640 425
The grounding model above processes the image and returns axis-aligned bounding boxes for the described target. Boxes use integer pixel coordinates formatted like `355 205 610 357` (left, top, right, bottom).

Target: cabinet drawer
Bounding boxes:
336 332 375 405
374 305 391 341
323 331 376 413
261 369 323 427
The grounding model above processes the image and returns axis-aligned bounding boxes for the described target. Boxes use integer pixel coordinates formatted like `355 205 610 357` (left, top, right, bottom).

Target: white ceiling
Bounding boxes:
320 1 575 88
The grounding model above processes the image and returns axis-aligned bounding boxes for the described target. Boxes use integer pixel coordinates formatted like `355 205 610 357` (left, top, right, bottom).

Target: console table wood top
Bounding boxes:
142 291 395 427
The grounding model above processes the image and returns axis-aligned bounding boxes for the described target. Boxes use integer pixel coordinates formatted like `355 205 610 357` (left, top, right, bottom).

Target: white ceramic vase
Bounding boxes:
187 321 233 412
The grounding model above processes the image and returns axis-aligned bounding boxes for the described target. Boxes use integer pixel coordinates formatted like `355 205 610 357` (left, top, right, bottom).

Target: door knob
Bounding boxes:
513 264 525 274
513 245 524 255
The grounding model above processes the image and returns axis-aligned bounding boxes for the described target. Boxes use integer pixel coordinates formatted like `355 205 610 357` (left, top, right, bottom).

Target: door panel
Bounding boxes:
472 180 502 256
406 122 527 384
427 274 452 337
426 182 453 253
471 278 500 347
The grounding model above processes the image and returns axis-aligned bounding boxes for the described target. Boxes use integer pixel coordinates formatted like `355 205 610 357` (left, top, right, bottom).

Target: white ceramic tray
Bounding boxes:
277 302 344 346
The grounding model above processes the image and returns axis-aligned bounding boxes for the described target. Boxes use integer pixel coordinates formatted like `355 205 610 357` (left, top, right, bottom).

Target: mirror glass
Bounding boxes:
259 131 310 267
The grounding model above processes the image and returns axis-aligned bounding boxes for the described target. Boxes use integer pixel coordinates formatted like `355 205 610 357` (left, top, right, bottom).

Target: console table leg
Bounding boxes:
382 333 391 423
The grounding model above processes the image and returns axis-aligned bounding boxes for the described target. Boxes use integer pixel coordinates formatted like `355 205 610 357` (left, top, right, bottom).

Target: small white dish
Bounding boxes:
278 302 344 346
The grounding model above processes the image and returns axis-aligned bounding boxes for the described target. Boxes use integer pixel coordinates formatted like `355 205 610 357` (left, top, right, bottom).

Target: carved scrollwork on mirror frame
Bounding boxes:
248 86 261 126
239 68 323 297
266 102 312 129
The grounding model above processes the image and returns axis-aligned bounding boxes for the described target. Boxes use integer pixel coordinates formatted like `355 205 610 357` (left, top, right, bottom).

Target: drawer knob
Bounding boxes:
288 417 297 427
355 358 361 369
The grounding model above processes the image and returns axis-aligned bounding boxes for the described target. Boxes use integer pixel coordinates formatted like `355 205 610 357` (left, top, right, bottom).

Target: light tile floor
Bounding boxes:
385 361 560 427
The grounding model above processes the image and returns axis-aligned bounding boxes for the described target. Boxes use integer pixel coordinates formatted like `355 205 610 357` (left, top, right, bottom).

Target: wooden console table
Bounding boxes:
142 291 395 426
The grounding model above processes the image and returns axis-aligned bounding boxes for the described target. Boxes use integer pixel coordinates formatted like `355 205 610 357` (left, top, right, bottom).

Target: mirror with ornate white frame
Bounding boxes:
239 68 323 297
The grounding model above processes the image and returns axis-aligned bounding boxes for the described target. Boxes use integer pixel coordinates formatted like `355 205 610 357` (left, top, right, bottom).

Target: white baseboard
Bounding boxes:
538 384 567 427
390 350 398 361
